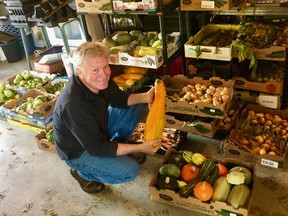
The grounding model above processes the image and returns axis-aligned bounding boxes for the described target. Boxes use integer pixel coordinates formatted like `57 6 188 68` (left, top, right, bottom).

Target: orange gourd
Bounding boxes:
181 163 200 184
193 181 213 202
144 79 166 147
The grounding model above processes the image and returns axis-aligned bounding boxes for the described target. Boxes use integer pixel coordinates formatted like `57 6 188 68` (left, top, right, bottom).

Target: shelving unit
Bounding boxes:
88 0 186 75
183 5 288 108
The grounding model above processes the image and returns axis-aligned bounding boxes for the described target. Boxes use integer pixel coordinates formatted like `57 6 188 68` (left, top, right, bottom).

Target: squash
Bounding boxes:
156 176 178 191
226 171 245 185
216 163 229 176
229 166 253 186
159 163 181 178
193 181 213 202
211 176 232 202
123 66 148 75
179 158 215 197
181 163 200 184
227 184 251 209
182 151 193 163
177 180 188 189
168 153 187 169
144 79 166 147
191 153 207 166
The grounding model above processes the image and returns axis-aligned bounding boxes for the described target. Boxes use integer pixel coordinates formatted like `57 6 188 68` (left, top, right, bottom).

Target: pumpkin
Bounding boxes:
181 163 200 184
193 181 213 202
144 79 166 147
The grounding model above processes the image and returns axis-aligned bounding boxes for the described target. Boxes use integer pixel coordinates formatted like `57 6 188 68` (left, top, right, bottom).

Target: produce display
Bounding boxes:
217 100 244 135
232 20 288 81
112 66 148 88
168 83 231 107
0 83 20 106
130 123 187 152
253 61 285 83
10 71 50 91
35 128 56 153
103 30 179 58
40 128 54 143
12 94 54 115
232 109 288 156
154 150 253 211
46 81 66 95
195 29 238 47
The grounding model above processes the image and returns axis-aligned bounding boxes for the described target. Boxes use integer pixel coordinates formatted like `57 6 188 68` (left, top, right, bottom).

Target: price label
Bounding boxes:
201 1 215 8
261 158 279 169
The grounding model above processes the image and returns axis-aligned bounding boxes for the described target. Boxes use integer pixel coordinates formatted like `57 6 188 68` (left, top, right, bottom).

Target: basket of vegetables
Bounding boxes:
224 103 288 171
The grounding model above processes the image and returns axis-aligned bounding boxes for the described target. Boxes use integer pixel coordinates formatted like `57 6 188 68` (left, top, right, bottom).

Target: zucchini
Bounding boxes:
206 165 219 185
178 158 215 197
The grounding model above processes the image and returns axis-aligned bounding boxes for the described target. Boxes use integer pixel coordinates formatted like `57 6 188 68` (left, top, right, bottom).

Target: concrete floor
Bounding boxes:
0 57 217 215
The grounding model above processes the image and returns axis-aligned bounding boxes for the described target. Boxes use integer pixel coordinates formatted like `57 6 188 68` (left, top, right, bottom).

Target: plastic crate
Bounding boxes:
0 31 15 43
4 0 41 7
0 20 35 55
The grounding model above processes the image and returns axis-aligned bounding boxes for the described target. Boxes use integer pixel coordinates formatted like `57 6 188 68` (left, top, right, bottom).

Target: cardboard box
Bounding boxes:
258 93 282 109
118 51 164 69
254 46 286 61
249 165 288 216
149 149 251 216
118 36 180 69
7 118 53 132
112 0 157 12
34 61 64 73
165 113 218 138
43 77 68 96
216 100 245 139
233 76 283 95
234 90 282 110
164 75 234 119
185 24 238 61
108 31 180 68
2 89 56 129
226 103 288 171
180 0 232 11
75 0 113 14
35 130 56 153
112 0 164 13
0 107 6 121
6 71 56 95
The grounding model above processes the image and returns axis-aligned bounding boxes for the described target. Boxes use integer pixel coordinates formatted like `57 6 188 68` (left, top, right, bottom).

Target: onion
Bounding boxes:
259 148 267 155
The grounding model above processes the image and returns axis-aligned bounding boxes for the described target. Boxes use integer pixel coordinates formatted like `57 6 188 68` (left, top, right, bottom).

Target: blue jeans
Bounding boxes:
65 104 143 184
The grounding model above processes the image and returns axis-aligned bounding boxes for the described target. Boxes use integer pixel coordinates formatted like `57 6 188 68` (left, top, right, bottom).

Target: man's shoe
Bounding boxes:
70 169 105 193
128 153 146 164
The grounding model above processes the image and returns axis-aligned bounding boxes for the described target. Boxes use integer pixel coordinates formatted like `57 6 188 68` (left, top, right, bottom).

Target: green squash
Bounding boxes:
159 163 181 178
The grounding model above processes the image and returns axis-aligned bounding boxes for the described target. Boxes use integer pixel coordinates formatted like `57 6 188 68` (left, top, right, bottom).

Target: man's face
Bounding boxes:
77 55 111 93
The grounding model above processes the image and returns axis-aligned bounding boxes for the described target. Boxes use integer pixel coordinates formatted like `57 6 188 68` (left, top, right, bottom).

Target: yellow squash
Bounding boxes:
144 79 166 147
